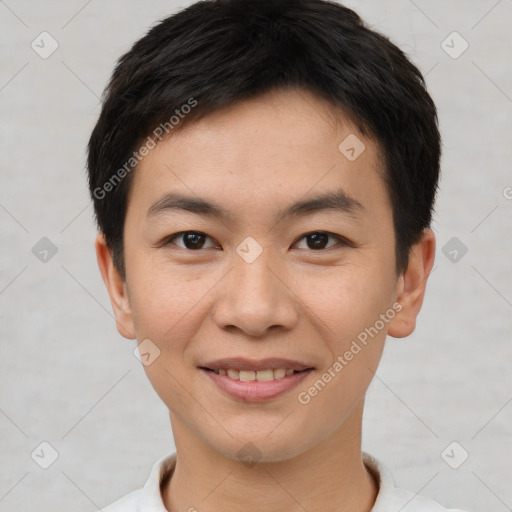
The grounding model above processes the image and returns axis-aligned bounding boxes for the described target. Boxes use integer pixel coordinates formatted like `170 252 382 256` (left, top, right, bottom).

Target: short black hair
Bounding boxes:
87 0 441 277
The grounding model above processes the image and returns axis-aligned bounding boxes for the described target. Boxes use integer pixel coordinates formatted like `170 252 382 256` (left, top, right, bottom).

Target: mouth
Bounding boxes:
199 358 315 402
201 367 306 381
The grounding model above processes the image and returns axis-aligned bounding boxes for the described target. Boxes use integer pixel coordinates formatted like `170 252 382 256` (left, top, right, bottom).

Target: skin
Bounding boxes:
96 87 435 512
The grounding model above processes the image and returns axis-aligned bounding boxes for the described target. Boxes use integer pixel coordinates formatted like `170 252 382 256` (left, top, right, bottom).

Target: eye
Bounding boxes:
164 231 218 250
162 230 352 252
293 231 350 251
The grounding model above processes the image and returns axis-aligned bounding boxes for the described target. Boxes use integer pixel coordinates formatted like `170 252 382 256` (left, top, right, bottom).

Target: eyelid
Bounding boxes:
162 230 355 251
163 231 219 250
292 231 356 251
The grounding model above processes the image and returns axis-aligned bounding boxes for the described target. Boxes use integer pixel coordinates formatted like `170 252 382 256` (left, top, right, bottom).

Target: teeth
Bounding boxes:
239 370 256 381
214 368 299 381
273 368 286 379
256 369 274 381
227 369 239 379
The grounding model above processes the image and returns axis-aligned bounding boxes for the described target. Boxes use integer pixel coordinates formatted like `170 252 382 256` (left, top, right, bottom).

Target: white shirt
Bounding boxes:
102 452 470 511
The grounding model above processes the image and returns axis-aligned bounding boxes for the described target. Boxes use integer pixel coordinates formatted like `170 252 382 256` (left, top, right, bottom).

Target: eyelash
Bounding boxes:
161 231 353 252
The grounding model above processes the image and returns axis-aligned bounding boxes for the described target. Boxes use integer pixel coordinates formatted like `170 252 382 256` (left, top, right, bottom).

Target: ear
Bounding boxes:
95 233 136 339
387 228 436 338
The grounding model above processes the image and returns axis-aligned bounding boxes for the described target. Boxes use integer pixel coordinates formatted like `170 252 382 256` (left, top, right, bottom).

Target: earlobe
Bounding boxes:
387 229 436 338
95 233 136 339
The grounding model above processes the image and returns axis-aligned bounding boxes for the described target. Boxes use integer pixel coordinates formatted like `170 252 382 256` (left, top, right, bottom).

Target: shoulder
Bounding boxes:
101 489 142 512
100 452 176 512
363 452 473 512
377 485 471 512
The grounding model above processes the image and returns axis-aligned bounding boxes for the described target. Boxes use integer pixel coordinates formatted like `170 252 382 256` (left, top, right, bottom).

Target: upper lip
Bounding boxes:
200 358 314 372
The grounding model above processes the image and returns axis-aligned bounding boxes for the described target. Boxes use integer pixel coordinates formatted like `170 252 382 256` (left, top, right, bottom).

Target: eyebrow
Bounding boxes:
147 188 363 224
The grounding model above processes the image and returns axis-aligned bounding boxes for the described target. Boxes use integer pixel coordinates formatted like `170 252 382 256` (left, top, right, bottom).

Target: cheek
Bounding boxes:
128 265 209 411
127 255 209 339
299 263 394 344
293 264 393 401
292 270 391 436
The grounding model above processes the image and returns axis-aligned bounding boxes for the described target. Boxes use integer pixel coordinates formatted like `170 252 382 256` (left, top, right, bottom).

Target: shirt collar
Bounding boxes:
138 450 395 511
362 451 399 511
138 452 177 512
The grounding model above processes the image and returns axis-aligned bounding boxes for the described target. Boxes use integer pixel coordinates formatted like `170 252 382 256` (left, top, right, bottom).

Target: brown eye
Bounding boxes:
294 231 348 251
166 231 217 250
306 232 330 250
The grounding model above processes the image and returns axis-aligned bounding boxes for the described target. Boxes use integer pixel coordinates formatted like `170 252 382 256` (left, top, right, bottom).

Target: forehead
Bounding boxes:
128 87 389 226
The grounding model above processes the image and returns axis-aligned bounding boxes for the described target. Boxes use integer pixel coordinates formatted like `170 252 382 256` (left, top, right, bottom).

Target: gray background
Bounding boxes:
1 1 511 510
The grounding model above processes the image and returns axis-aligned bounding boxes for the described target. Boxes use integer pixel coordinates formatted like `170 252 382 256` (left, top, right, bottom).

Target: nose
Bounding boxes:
211 248 299 338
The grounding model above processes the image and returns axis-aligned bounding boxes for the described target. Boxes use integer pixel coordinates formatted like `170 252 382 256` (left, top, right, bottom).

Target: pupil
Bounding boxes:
181 232 328 250
308 233 327 249
185 232 204 249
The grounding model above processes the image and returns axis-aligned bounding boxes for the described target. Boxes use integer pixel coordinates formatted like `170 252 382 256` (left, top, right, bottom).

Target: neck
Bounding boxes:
163 401 378 512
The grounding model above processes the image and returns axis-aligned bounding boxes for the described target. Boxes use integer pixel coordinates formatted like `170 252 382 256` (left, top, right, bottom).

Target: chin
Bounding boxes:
206 424 317 465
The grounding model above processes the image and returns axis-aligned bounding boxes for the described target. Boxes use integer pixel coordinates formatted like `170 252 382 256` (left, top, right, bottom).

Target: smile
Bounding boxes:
210 368 296 381
200 365 314 402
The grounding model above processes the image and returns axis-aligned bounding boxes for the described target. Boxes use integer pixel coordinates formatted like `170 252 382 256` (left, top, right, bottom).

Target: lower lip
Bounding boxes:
201 368 314 402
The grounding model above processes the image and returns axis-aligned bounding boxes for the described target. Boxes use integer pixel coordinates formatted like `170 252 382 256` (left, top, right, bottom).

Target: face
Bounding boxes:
97 87 434 463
